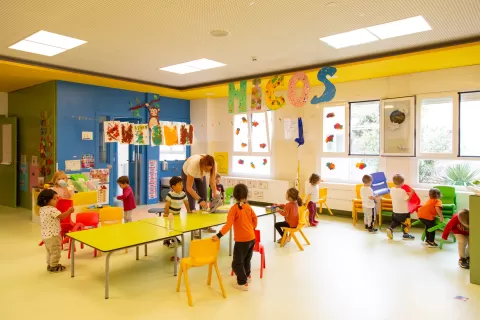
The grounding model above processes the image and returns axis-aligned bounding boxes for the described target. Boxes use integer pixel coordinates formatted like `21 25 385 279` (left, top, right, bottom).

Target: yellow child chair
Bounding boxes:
352 184 363 226
280 205 311 251
99 207 128 254
176 238 227 307
317 188 333 216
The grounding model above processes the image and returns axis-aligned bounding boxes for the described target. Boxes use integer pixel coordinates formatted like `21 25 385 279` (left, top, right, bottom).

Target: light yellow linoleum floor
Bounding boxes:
1 205 479 320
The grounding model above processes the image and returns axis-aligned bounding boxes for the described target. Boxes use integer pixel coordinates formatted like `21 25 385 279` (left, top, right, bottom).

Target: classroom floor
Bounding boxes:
1 205 479 320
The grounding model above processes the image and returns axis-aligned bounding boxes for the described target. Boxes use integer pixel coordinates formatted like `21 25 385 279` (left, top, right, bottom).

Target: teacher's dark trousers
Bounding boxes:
182 170 207 210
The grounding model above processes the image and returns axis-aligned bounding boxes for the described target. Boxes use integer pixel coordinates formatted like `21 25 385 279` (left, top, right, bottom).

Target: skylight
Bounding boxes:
160 59 226 74
9 30 86 56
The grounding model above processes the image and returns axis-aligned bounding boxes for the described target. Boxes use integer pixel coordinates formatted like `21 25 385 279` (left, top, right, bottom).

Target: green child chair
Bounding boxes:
224 187 234 203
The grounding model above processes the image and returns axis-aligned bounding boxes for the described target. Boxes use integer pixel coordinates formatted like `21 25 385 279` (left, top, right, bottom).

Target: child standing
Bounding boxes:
116 176 136 223
417 188 444 247
38 189 74 272
209 174 225 201
163 176 191 248
305 173 320 226
442 209 470 269
386 174 415 240
360 174 379 233
212 184 258 291
50 171 74 199
275 188 301 243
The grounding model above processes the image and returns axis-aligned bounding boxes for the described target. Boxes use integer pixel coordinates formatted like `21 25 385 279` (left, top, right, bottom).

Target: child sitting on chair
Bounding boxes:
210 174 225 202
163 176 191 248
212 184 258 291
275 188 302 244
417 188 444 248
442 209 470 269
386 174 415 240
360 174 379 233
305 173 321 226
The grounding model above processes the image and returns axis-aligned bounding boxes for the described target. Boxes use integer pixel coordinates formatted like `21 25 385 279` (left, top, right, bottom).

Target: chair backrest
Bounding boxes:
381 182 395 200
99 207 123 226
190 238 220 266
225 187 233 201
76 212 99 227
371 172 390 196
433 186 456 205
56 199 73 224
254 229 261 251
355 184 362 198
298 205 308 226
319 188 328 199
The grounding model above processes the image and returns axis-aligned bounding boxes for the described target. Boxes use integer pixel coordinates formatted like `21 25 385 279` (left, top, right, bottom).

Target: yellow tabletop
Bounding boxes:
142 213 229 232
67 222 181 252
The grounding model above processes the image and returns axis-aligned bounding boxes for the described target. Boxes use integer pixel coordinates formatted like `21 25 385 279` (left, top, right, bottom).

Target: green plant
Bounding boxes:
434 163 480 186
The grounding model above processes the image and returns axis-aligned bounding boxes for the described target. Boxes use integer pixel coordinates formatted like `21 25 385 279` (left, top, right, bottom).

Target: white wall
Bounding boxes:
0 92 7 116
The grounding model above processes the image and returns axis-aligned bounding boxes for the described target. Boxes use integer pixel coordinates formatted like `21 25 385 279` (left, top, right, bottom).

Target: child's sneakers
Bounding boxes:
402 234 415 240
386 228 393 239
232 282 249 291
426 241 438 248
459 258 470 269
368 228 378 233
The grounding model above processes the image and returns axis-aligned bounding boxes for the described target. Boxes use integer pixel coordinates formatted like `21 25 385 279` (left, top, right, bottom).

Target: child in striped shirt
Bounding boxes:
163 176 191 248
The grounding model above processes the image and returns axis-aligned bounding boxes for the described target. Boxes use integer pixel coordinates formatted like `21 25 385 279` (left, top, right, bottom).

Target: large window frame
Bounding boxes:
348 100 380 156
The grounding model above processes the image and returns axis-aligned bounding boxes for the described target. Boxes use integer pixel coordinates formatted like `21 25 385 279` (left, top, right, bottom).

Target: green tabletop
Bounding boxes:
67 222 181 252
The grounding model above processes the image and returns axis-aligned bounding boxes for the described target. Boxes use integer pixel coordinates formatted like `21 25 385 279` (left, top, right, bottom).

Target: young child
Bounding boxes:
50 171 74 199
116 176 136 223
212 184 258 291
305 173 320 226
442 209 470 269
275 188 302 243
360 174 379 233
417 188 444 247
38 189 74 273
210 174 225 202
163 176 191 248
386 174 415 240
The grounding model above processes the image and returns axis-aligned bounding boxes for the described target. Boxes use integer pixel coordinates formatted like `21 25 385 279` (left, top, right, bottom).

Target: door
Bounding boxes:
0 116 17 207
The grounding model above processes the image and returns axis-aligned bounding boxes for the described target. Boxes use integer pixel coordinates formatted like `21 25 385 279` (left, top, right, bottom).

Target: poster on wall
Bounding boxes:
163 124 179 146
65 160 81 172
179 124 194 145
104 121 121 143
214 152 229 175
151 125 163 146
258 181 268 190
19 163 28 192
247 180 258 189
380 97 415 156
97 185 109 204
148 160 158 200
134 124 150 145
120 122 134 144
81 154 94 169
90 168 110 184
283 118 297 140
30 165 39 189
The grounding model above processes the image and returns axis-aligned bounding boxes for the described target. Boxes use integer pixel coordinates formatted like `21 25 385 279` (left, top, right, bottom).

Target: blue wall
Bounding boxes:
56 81 190 205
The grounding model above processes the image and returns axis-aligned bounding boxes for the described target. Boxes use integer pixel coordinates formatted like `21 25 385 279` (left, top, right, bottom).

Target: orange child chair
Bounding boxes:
176 238 227 307
68 212 99 259
230 229 266 279
280 205 311 250
317 188 333 216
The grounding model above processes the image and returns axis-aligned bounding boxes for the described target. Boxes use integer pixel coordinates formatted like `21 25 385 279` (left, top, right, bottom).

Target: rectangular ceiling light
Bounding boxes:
8 30 86 56
160 58 226 74
367 16 431 39
319 28 379 49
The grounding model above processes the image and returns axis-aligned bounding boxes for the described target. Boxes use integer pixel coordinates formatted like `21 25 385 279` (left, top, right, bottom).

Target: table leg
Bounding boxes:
229 230 233 256
273 213 277 242
181 234 185 258
173 237 178 276
136 246 139 260
199 229 202 238
105 251 113 299
144 244 147 256
70 239 75 278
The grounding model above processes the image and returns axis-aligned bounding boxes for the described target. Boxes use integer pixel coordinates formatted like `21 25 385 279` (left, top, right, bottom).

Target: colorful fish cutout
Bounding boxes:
334 123 343 130
356 162 367 170
235 128 240 135
241 117 248 123
326 112 335 118
325 135 334 143
250 162 255 169
259 143 267 149
326 162 335 170
238 159 244 165
241 142 248 148
263 158 268 165
252 121 259 127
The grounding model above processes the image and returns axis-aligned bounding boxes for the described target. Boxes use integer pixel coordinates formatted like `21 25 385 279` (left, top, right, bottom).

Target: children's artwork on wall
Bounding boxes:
97 185 109 204
90 168 110 184
288 72 311 107
81 154 95 168
241 142 248 148
179 124 194 145
134 124 150 145
310 66 337 104
258 181 268 189
228 80 247 114
128 95 161 125
120 122 134 144
251 78 262 110
263 158 268 165
247 180 258 189
19 163 28 192
253 190 264 200
380 97 415 156
163 124 179 146
266 75 285 110
104 121 121 143
150 125 163 146
250 162 255 169
294 117 304 147
214 152 229 174
235 128 240 135
65 160 81 172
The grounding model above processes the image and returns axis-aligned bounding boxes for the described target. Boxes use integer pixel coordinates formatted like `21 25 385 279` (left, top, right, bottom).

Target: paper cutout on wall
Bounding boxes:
266 75 285 110
356 162 367 170
325 135 334 143
90 168 110 184
120 123 134 144
147 105 160 129
228 80 247 114
294 117 304 147
151 125 163 146
105 121 121 143
214 152 229 174
326 112 335 118
326 162 335 170
30 165 39 189
252 121 259 127
180 124 194 145
241 142 248 148
334 123 343 130
259 143 267 149
81 154 95 168
288 72 311 107
311 66 337 104
164 124 179 146
250 162 255 169
251 78 262 111
134 124 150 145
39 111 53 178
241 117 248 123
238 159 244 165
263 158 268 166
235 128 240 135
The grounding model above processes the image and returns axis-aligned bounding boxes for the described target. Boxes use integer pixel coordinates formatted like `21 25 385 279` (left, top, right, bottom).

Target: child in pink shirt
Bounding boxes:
275 188 301 243
116 176 136 223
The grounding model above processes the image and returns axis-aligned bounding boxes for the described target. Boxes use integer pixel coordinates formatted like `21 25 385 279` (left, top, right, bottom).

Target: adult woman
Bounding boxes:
182 154 217 211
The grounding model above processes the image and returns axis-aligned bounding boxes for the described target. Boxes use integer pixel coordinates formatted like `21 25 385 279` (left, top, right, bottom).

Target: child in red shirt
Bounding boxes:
275 188 301 244
417 188 444 248
116 176 136 223
442 209 470 269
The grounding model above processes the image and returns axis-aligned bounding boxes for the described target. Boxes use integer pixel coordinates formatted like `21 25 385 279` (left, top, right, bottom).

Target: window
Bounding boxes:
418 159 480 186
419 97 453 154
232 111 273 176
460 92 480 157
349 101 380 155
159 121 188 161
323 105 346 153
320 157 380 183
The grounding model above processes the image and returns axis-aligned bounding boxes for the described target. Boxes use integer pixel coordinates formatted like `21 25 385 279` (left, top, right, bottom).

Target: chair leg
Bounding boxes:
214 262 227 299
325 203 333 215
230 269 234 276
299 229 310 245
183 268 193 307
176 265 183 292
317 204 322 218
260 253 264 279
439 239 444 250
291 233 304 251
421 231 426 242
280 230 288 247
352 204 356 226
207 264 213 286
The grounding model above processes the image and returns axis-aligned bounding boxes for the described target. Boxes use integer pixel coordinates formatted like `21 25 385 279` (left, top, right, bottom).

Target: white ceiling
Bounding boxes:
0 0 479 88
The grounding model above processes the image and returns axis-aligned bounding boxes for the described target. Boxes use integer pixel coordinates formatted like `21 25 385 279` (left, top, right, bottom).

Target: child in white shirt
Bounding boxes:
305 173 321 226
360 174 378 233
163 176 191 248
386 174 415 240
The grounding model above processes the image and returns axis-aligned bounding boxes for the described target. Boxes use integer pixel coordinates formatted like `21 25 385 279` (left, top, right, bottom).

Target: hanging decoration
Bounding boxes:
259 143 267 149
325 135 334 143
228 80 247 114
287 72 311 107
164 124 179 146
263 158 268 166
294 117 304 147
104 121 121 143
241 117 248 123
334 123 343 130
150 125 163 146
251 78 262 111
326 162 336 170
241 142 248 148
128 95 161 128
120 122 134 144
250 162 256 169
238 159 244 165
235 128 240 135
310 66 337 104
266 75 285 110
326 112 335 118
180 124 194 145
134 124 150 145
39 111 53 178
356 162 367 170
252 121 259 127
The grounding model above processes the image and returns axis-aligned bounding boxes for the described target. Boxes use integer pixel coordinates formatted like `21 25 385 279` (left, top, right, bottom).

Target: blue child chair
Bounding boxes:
371 172 390 196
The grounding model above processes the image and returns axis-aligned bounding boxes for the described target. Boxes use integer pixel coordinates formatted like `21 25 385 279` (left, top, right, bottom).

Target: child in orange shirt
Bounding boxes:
275 188 302 243
212 184 257 291
417 188 444 248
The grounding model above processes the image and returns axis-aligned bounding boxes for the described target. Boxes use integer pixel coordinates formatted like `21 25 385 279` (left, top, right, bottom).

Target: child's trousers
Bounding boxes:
124 210 133 223
307 201 317 223
419 218 436 242
232 240 255 285
389 213 411 233
363 207 376 228
44 235 62 267
456 234 469 258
